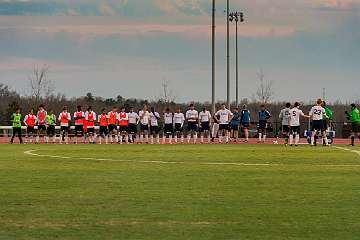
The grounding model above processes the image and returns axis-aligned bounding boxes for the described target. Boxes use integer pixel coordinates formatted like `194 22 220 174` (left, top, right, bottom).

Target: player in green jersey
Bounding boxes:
10 107 23 144
346 104 360 146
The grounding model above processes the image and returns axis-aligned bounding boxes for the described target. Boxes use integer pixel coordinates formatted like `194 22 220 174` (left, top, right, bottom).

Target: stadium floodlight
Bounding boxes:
212 0 216 114
229 11 245 107
226 0 230 109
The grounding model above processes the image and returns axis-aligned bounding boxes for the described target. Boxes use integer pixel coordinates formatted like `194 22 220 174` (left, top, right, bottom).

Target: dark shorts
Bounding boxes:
241 122 250 129
150 126 159 134
47 125 55 136
231 123 240 130
119 125 128 133
290 126 300 135
128 123 138 134
282 125 290 133
352 123 360 133
60 126 69 133
219 124 229 131
258 120 267 130
187 122 198 132
27 126 35 134
108 124 118 133
87 127 95 134
200 121 210 132
174 123 183 132
164 124 174 134
312 120 324 132
100 126 108 135
75 125 84 135
140 124 149 132
37 124 46 132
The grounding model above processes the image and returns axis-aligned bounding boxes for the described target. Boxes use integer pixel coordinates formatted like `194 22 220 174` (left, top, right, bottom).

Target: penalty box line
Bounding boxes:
23 149 360 168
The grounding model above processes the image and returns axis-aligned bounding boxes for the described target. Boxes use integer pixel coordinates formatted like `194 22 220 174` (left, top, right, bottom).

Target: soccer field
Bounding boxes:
1 144 360 240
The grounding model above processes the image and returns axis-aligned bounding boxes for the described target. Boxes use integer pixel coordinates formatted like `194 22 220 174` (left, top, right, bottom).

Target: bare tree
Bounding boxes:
29 65 54 105
254 70 274 104
159 80 176 103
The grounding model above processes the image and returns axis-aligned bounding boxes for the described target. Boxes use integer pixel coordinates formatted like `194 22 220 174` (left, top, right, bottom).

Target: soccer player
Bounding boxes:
288 102 309 146
258 105 271 143
36 104 47 144
211 113 219 143
128 107 140 143
149 107 160 144
173 107 185 143
98 108 109 144
163 107 174 144
10 107 23 144
186 104 199 144
45 109 57 144
240 104 251 143
309 99 328 146
199 107 212 144
85 106 96 144
139 105 150 144
346 103 360 146
118 107 129 144
279 102 291 145
58 106 71 144
215 103 233 143
23 109 37 144
73 105 85 144
230 107 241 142
108 107 119 144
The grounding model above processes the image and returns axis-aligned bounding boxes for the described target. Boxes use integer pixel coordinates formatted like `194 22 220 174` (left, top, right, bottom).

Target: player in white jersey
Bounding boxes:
139 105 150 144
185 104 199 144
309 99 328 146
198 107 212 143
173 107 185 143
215 103 233 143
149 107 160 144
128 107 140 143
163 107 174 144
288 102 310 146
279 103 291 145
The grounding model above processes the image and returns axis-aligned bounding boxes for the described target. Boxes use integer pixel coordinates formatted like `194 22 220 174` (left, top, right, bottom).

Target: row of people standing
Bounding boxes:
9 103 256 144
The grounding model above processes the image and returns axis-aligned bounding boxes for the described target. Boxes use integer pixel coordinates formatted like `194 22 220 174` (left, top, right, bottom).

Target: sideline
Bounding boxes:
334 146 360 157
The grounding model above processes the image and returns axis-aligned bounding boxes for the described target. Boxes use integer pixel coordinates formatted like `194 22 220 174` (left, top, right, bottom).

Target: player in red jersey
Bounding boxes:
36 104 47 143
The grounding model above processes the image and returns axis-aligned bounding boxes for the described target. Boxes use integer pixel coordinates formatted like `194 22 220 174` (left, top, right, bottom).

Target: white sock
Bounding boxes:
289 135 294 145
156 135 160 144
181 136 184 143
36 135 40 143
263 135 266 142
194 134 198 144
200 136 204 143
225 135 229 143
187 135 191 143
169 136 172 144
145 135 149 143
120 135 123 144
174 135 178 143
150 136 154 144
259 133 262 142
295 134 300 145
311 136 315 145
162 136 166 144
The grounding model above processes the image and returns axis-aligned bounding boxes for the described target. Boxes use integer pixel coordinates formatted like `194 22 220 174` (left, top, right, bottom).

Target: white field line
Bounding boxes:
23 149 360 168
334 146 360 157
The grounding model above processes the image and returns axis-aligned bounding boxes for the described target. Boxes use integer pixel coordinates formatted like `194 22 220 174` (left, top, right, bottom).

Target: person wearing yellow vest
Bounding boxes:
85 106 97 144
23 109 37 144
98 108 109 144
45 109 57 144
58 106 71 144
118 107 129 144
73 105 85 144
10 107 23 144
107 107 118 144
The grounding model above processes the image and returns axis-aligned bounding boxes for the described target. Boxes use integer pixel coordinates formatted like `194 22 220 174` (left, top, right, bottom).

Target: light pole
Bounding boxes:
226 0 230 109
212 0 216 114
229 11 244 107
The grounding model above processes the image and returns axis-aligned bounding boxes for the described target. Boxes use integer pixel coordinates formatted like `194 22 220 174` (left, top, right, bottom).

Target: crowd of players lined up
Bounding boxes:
8 99 360 146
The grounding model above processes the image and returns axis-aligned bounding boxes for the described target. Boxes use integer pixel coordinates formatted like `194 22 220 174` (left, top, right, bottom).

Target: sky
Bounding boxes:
0 0 359 103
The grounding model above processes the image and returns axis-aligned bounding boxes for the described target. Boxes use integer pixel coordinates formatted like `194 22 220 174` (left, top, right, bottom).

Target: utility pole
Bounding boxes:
212 0 216 114
226 0 230 109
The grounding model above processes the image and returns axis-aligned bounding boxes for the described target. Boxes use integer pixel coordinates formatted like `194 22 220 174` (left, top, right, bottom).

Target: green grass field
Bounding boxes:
1 144 360 240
